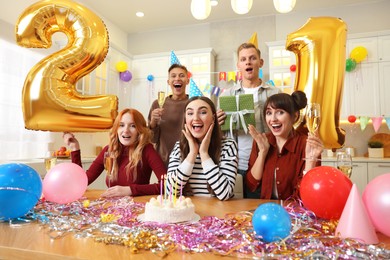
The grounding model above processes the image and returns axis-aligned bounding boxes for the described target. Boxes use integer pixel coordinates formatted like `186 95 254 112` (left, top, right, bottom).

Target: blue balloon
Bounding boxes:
252 203 291 243
0 163 42 220
147 74 154 82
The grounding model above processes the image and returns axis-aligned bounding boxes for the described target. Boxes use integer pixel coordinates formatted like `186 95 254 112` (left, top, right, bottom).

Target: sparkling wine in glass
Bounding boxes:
104 151 113 187
306 103 321 134
157 91 166 124
157 91 166 108
337 152 353 178
44 151 57 172
304 103 321 161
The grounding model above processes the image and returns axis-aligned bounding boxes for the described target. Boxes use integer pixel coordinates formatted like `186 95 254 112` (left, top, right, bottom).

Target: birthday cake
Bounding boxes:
143 195 196 224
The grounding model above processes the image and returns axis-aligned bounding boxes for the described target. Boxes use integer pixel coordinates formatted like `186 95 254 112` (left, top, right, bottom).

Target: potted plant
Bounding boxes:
368 141 384 158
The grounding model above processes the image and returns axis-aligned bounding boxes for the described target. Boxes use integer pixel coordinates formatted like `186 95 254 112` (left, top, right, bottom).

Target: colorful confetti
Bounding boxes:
12 197 390 258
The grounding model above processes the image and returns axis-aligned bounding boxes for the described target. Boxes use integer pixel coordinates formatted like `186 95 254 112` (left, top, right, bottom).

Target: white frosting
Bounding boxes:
143 195 195 223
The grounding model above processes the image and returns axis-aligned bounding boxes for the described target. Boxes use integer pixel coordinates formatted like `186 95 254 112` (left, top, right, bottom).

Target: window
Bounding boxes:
0 39 53 160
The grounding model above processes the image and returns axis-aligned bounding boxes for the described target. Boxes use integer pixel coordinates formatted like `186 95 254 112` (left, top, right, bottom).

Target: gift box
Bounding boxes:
219 94 255 134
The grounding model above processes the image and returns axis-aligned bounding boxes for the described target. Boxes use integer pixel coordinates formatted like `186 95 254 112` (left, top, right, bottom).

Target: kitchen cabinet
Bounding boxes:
321 160 367 194
367 162 390 183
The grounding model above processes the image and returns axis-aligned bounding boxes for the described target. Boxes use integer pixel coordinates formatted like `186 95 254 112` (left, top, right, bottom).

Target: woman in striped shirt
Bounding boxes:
167 96 238 201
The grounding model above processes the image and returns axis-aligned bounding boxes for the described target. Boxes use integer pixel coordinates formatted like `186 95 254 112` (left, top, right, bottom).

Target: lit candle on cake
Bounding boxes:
173 175 178 204
160 175 163 204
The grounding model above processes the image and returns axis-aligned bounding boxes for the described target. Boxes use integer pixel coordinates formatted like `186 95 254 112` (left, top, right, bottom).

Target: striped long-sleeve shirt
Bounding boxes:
167 138 238 201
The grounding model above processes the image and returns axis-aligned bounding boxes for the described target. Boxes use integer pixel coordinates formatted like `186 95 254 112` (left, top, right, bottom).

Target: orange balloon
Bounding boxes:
16 0 118 132
286 17 347 148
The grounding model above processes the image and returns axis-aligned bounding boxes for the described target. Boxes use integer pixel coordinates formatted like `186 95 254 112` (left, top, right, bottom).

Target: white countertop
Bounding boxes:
322 156 390 163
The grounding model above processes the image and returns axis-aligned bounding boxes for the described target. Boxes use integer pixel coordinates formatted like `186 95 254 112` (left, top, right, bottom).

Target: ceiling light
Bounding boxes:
210 0 218 7
191 0 212 20
273 0 296 13
136 12 144 17
231 0 253 15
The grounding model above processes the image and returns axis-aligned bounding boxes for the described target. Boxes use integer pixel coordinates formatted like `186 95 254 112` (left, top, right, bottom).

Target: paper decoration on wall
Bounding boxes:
385 117 390 129
259 68 263 79
359 116 369 131
189 78 203 98
219 72 227 81
227 71 236 82
212 86 221 97
371 116 383 132
170 51 181 65
248 32 258 48
236 71 242 81
335 184 378 244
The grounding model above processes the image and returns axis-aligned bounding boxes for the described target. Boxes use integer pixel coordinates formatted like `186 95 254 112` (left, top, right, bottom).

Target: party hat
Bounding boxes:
335 184 378 244
371 116 383 132
189 78 203 98
170 51 181 65
248 32 258 48
359 116 369 131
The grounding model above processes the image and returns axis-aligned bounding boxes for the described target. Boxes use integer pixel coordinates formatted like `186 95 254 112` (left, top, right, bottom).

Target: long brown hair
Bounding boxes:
179 96 222 164
108 108 152 182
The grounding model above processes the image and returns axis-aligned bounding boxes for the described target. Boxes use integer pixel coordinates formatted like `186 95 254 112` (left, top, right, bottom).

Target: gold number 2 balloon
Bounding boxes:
286 17 347 148
16 0 118 132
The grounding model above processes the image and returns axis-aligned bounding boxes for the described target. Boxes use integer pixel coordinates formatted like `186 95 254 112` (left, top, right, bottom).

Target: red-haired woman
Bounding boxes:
63 108 166 197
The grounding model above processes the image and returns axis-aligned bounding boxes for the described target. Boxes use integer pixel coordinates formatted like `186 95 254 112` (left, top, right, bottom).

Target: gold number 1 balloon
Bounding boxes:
286 17 347 148
16 0 118 132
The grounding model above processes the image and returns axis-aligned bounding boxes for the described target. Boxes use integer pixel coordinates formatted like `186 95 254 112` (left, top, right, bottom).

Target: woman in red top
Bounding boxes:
245 91 323 200
63 108 166 197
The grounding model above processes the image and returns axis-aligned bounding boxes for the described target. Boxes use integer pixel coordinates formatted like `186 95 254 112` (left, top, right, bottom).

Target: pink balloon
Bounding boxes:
363 173 390 237
42 163 88 204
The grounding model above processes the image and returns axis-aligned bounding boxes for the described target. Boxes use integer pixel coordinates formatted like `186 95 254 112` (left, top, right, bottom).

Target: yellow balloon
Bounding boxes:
286 17 347 148
115 61 128 72
350 46 368 63
16 0 118 132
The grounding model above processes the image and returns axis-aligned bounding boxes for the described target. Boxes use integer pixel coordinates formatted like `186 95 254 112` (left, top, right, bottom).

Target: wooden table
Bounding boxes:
1 190 389 260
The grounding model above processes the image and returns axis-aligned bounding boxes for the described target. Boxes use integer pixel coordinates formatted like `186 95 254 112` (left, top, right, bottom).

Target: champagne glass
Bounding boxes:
306 103 321 135
157 91 166 123
336 152 353 178
104 151 113 188
44 151 57 172
304 103 321 161
157 91 166 108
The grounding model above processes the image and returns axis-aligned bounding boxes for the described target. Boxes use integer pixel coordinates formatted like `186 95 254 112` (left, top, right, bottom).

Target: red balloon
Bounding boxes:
300 166 352 220
290 64 296 72
187 71 192 78
347 115 357 123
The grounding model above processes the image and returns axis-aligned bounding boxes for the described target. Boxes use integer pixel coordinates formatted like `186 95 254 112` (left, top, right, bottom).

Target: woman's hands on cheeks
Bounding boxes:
101 186 131 197
248 125 269 157
199 123 214 160
182 124 199 163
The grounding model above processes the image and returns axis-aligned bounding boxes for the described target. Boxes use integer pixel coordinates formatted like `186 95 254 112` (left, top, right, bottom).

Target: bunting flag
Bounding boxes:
219 72 227 81
259 68 263 79
248 32 258 48
227 71 236 82
371 116 383 132
385 117 390 129
170 51 181 65
189 78 203 98
359 116 369 131
212 86 221 97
